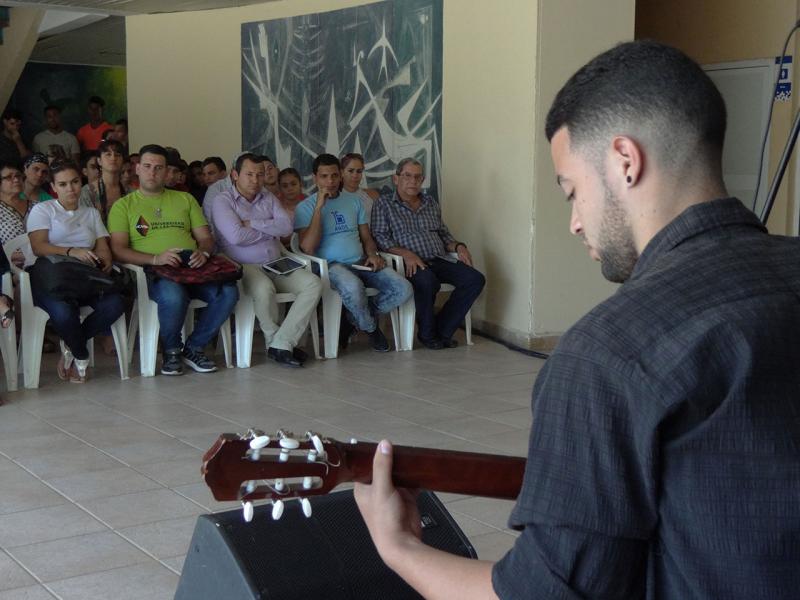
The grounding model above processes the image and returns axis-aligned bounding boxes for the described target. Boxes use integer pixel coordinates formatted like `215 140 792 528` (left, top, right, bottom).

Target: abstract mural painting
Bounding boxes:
241 0 443 196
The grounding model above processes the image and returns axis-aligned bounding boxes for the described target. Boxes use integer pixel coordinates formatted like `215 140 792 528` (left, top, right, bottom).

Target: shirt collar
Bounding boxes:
631 197 765 280
391 190 431 209
232 186 269 205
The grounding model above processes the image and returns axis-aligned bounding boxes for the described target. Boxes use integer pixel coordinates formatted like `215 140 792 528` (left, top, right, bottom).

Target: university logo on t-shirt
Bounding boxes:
332 210 348 232
135 216 150 236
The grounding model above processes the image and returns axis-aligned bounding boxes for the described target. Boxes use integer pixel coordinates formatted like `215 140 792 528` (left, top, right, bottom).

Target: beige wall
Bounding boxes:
530 0 634 339
127 0 636 347
636 0 800 235
0 7 45 111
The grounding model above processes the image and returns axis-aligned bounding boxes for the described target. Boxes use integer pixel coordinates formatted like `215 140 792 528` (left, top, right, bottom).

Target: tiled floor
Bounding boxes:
0 331 543 599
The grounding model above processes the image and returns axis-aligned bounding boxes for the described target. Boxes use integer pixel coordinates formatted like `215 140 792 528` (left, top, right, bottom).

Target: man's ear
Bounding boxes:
392 174 399 186
610 135 644 187
231 170 238 184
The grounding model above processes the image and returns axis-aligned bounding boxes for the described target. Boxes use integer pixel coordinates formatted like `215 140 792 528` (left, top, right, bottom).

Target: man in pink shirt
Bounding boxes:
76 96 112 153
211 153 321 367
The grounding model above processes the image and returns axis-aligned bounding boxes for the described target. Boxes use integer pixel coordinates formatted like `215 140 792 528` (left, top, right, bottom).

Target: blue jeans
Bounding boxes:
33 292 126 360
328 263 412 332
408 258 485 341
147 278 239 352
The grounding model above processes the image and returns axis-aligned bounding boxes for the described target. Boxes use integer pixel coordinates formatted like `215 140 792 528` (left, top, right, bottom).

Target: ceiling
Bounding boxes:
8 0 279 66
3 0 274 17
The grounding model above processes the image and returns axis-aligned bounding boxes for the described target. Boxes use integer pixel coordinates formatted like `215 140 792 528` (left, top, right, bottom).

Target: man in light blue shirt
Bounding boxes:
295 154 411 352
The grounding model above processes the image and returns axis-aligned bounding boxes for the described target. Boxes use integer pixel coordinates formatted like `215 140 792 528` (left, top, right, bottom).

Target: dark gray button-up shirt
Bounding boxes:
371 191 456 260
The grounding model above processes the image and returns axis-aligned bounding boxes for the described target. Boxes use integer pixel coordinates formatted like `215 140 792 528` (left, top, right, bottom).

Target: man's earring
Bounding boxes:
626 175 632 184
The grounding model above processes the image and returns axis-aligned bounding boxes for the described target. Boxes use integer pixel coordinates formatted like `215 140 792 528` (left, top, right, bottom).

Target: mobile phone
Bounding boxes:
178 249 194 267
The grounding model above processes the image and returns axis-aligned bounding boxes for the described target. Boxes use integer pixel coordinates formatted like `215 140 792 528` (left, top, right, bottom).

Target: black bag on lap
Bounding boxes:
27 255 125 302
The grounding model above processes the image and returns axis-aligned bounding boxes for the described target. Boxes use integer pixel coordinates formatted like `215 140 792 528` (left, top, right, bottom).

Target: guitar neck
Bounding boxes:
344 442 525 500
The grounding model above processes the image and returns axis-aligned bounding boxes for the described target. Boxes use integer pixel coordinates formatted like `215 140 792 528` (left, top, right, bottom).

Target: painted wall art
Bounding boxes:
241 0 443 195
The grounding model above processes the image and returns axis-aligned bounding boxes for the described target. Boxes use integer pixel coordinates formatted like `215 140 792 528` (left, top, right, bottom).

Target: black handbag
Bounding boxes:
27 255 125 301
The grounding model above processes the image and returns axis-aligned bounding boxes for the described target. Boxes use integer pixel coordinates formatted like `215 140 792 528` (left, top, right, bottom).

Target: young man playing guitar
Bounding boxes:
355 41 800 599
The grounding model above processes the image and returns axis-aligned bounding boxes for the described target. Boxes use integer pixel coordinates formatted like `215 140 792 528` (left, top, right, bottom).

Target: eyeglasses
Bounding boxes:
399 173 424 182
0 173 23 182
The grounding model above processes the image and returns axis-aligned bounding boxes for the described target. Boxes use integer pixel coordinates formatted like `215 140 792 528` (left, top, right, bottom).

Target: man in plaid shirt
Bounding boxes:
372 158 485 349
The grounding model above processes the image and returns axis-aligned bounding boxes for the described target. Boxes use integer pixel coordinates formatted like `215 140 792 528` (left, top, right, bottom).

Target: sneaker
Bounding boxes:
161 350 184 376
367 326 390 352
181 346 218 373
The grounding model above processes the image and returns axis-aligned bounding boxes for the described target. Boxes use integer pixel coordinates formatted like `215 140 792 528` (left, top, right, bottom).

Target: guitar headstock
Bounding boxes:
202 429 369 522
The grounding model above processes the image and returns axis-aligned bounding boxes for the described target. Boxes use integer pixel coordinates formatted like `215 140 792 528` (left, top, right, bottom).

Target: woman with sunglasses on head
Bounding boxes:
79 139 128 223
27 161 125 383
340 153 380 222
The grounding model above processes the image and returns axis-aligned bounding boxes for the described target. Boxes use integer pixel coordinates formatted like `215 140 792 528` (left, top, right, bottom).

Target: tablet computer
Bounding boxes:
261 256 305 275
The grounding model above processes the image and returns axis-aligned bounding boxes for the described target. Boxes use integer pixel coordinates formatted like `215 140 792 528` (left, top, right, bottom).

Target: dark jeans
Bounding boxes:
33 292 126 360
147 278 238 352
408 257 485 342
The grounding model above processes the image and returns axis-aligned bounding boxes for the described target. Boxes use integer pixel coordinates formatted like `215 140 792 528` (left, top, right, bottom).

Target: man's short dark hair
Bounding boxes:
115 118 128 128
545 40 726 172
88 96 105 107
44 105 61 114
312 153 340 175
202 156 226 171
2 108 22 122
139 144 168 161
234 153 263 173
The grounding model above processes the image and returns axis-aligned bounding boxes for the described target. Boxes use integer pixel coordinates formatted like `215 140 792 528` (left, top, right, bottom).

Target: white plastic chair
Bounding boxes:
387 253 473 351
0 271 18 391
290 234 404 359
3 234 129 389
123 263 232 377
232 248 321 368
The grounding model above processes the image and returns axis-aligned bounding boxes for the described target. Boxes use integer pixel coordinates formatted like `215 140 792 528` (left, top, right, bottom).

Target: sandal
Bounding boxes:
70 359 90 384
57 344 74 381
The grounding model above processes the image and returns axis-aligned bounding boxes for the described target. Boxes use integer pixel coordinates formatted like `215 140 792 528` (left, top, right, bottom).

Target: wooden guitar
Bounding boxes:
202 429 526 521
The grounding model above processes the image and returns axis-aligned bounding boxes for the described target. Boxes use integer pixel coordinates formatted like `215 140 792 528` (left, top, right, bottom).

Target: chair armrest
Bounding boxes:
288 247 329 279
120 263 151 302
379 252 404 273
1 272 12 296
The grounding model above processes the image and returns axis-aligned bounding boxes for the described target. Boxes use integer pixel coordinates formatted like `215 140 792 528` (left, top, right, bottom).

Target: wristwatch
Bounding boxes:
201 251 211 258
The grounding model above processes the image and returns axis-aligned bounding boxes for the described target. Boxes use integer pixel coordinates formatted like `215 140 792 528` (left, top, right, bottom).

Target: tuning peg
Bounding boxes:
272 499 285 520
279 437 300 449
242 501 254 523
311 434 324 455
301 498 312 518
303 476 313 489
350 438 358 444
245 481 256 494
274 478 285 492
249 435 270 460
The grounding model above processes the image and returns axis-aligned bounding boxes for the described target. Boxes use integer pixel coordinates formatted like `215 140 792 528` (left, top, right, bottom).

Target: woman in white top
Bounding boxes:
27 161 125 383
340 153 379 222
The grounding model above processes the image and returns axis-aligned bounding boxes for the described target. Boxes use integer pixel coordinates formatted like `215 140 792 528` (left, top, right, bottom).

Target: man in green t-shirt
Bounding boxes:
109 144 238 376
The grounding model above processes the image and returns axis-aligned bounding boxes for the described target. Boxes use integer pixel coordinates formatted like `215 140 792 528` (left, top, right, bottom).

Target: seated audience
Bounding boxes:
127 153 140 189
120 160 133 190
0 161 32 266
278 167 306 217
23 154 53 203
79 140 128 222
202 156 226 187
212 153 321 367
1 108 30 165
187 160 206 204
263 156 281 198
81 153 100 187
108 144 238 375
76 96 112 153
27 161 125 383
372 158 485 349
341 153 379 220
296 153 412 352
113 119 128 150
32 105 80 164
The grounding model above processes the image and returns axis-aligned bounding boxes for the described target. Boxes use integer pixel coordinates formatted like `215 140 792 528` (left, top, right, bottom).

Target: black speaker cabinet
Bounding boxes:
175 489 476 600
